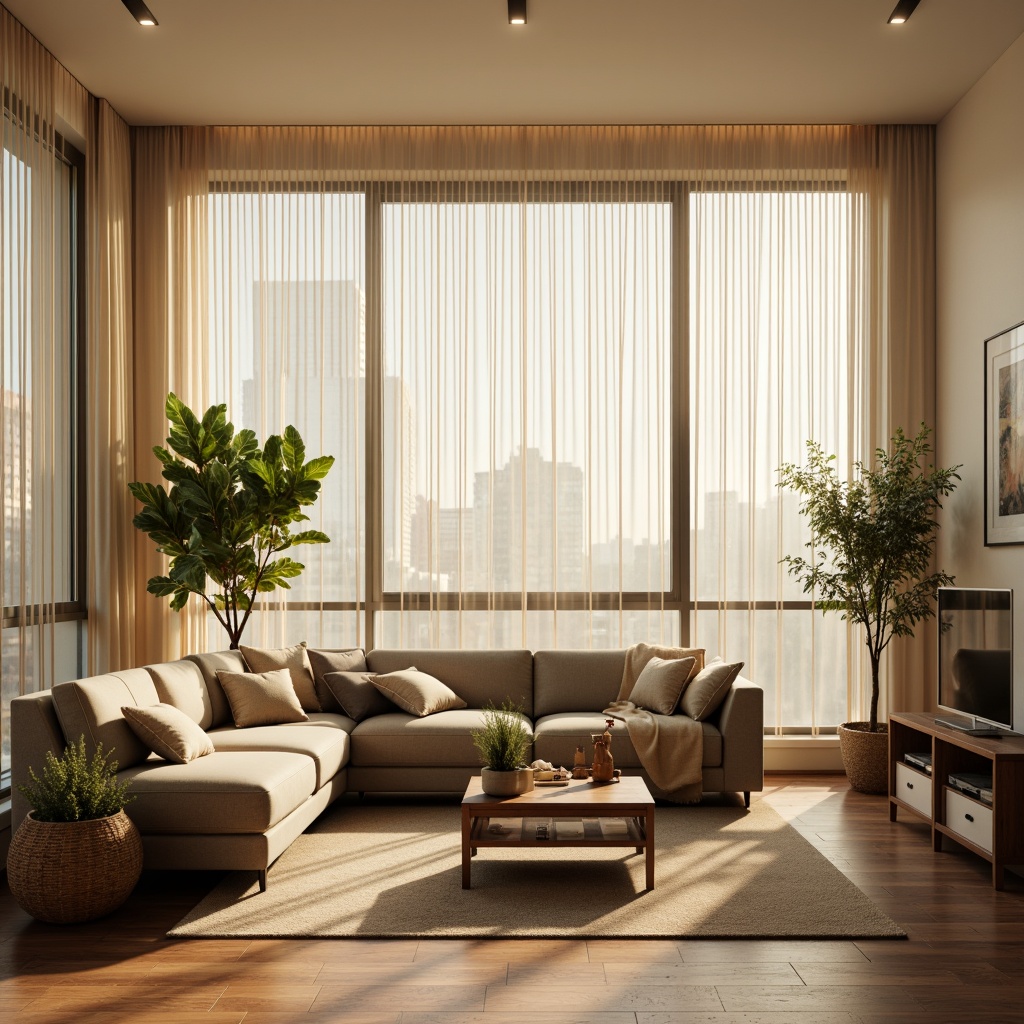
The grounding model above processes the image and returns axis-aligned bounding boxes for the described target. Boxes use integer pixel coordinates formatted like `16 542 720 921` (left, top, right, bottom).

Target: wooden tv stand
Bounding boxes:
889 711 1024 889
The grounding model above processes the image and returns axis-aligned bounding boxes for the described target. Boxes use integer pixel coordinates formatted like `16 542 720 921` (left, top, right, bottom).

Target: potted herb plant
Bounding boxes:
778 425 960 794
7 738 142 923
472 700 535 797
130 393 334 649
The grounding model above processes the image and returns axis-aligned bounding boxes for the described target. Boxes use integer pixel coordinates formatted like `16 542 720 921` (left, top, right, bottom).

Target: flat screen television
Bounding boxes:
936 587 1014 733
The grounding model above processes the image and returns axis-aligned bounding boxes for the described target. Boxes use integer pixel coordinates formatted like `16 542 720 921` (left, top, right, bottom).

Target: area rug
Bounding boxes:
168 799 905 939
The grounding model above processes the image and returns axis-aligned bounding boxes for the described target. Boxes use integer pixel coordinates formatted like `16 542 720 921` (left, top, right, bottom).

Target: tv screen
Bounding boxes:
937 587 1013 731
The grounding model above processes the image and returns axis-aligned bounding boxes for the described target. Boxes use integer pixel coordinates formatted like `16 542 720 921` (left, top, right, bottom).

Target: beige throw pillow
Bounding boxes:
322 671 397 722
217 668 310 727
629 656 696 715
240 642 320 712
370 668 467 717
307 648 368 712
679 658 744 721
121 702 216 764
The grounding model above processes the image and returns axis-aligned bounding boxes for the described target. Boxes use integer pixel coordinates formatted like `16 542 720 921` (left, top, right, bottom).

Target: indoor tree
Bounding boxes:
778 424 960 733
130 393 334 649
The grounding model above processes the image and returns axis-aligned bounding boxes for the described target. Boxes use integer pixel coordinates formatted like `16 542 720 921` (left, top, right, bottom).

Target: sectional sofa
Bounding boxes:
11 648 763 891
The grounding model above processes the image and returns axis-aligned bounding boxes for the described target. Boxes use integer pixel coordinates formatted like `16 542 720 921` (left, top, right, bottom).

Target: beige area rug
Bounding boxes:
168 799 905 939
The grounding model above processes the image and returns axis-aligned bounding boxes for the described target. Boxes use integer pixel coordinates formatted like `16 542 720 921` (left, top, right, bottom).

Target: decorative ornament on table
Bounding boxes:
591 718 617 783
572 743 589 779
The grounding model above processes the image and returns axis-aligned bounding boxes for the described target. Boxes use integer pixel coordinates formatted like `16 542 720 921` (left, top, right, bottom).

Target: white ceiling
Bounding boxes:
8 0 1024 126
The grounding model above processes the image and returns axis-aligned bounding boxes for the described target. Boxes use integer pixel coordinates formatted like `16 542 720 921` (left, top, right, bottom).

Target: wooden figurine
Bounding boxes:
572 744 589 779
591 718 616 782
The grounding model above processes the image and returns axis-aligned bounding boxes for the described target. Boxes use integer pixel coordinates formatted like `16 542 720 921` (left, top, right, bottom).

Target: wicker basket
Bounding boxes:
7 810 143 924
838 722 889 795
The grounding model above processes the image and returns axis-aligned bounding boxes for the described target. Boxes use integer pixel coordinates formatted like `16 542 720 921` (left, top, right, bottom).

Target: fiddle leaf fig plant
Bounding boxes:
778 424 960 732
129 393 334 649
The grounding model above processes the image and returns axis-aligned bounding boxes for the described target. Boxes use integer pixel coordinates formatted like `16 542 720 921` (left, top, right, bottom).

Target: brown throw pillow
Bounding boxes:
217 668 309 727
322 671 398 722
679 658 744 721
239 642 320 712
307 648 368 712
370 668 467 717
629 656 696 715
121 703 215 764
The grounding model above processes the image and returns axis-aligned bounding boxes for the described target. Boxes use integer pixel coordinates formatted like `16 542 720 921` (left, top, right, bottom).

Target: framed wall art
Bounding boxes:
985 320 1024 545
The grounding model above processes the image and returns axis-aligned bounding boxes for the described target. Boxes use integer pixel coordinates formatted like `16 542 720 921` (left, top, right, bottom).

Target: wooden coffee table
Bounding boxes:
460 775 655 890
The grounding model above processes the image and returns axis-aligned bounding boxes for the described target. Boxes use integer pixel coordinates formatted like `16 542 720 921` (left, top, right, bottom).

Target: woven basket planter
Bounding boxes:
7 810 143 924
838 722 889 795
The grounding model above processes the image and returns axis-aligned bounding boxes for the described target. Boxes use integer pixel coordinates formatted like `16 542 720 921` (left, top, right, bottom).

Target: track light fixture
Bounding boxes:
508 0 527 26
887 0 921 25
121 0 159 27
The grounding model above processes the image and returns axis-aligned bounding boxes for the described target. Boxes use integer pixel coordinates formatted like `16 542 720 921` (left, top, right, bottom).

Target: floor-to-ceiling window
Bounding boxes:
1 119 85 790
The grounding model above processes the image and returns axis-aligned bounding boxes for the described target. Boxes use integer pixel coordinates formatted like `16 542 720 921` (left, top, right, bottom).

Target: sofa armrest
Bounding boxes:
714 675 764 794
10 691 67 828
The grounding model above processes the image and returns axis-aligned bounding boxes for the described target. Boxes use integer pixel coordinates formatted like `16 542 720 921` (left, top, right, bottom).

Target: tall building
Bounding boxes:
473 447 584 593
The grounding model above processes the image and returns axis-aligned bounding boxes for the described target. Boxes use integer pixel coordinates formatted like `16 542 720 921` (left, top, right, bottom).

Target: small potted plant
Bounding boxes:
778 425 960 794
472 700 534 797
7 738 142 923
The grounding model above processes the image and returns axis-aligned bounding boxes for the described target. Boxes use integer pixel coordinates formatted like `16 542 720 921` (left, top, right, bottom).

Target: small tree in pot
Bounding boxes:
130 393 334 649
778 425 960 793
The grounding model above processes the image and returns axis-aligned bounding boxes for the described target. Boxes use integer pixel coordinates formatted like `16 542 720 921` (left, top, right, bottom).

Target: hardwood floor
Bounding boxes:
2 774 1023 1023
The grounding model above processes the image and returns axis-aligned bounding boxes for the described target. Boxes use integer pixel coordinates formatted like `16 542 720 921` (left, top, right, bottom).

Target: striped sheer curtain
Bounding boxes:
131 125 934 729
1 10 87 778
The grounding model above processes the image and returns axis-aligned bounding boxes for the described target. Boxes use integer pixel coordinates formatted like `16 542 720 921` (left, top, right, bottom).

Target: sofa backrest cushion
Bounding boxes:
50 669 161 769
145 659 214 729
185 650 247 727
533 650 626 717
366 649 534 716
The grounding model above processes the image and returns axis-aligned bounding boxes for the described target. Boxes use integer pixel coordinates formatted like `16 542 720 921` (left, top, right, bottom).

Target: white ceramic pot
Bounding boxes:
480 766 535 797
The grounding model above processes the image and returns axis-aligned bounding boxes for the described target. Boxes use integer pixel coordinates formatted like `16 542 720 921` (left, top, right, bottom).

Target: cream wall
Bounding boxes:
936 30 1024 732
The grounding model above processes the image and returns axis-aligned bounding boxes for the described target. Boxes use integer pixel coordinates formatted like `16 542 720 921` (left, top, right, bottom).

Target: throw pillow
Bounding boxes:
239 642 320 712
120 702 216 764
307 648 368 712
322 671 398 722
217 668 310 727
629 655 696 716
370 667 467 717
679 658 744 721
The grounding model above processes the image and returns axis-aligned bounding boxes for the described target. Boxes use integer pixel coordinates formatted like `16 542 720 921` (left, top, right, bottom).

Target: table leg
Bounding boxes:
645 806 655 890
461 807 472 889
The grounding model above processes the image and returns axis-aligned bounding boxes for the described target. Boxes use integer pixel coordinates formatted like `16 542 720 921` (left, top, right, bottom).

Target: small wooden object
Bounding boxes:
572 744 589 780
591 718 616 783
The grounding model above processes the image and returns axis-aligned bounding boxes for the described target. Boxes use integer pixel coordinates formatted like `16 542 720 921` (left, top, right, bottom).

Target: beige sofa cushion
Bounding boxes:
351 709 529 767
186 650 247 727
366 649 534 716
680 659 744 721
121 703 216 764
371 668 467 717
629 656 696 715
307 648 368 711
533 712 722 769
240 642 320 712
532 650 626 717
51 669 161 769
144 659 213 729
208 714 353 788
119 750 316 834
218 668 309 727
323 671 397 722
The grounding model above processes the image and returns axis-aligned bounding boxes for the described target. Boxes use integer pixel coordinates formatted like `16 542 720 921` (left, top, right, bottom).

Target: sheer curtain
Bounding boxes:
86 98 135 673
1 9 86 777
130 125 935 727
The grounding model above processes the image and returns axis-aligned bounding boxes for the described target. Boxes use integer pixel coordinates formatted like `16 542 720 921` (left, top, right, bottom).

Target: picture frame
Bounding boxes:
985 320 1024 545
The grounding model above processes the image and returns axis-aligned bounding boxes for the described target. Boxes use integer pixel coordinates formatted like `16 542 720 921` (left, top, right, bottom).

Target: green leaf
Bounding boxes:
301 455 334 482
281 425 306 474
288 529 330 545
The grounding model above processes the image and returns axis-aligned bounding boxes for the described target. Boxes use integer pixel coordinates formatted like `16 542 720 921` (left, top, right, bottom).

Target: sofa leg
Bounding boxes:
258 869 268 893
743 791 750 809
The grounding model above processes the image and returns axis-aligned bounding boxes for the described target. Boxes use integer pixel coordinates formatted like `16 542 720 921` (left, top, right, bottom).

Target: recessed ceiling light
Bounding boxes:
508 0 527 26
887 0 921 25
121 0 159 27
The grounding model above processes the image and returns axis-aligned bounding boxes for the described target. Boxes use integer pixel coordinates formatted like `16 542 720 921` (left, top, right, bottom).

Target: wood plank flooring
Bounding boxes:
3 774 1023 1023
